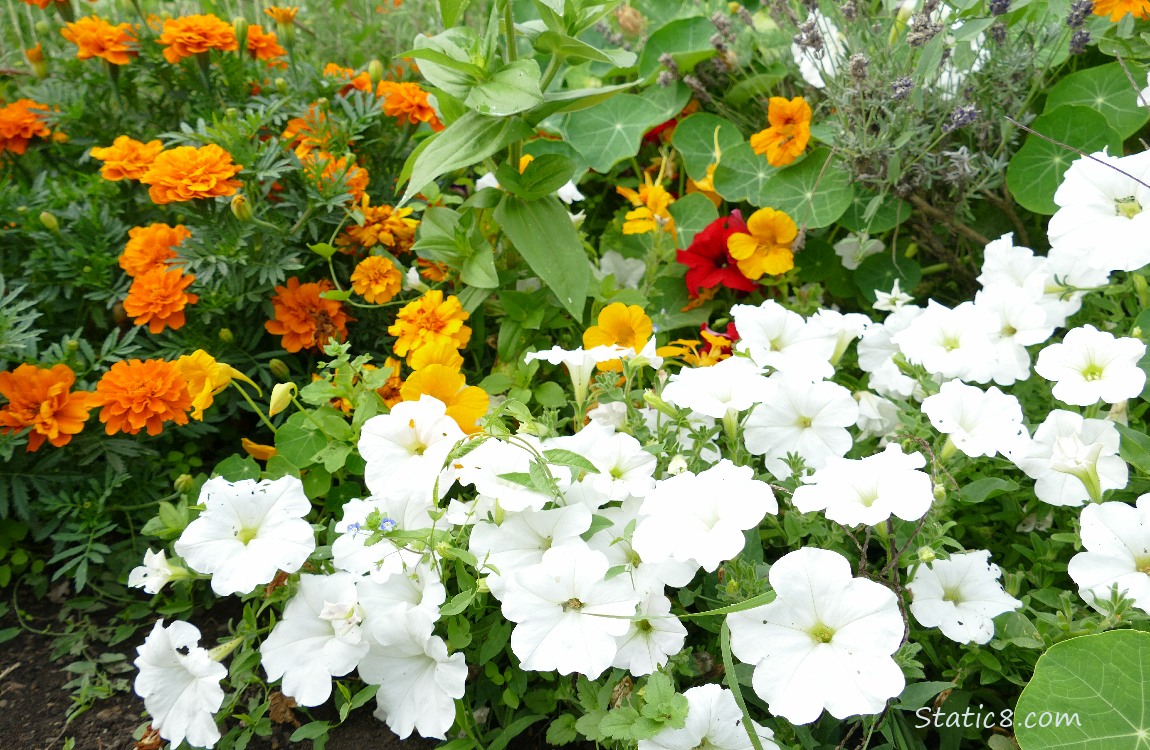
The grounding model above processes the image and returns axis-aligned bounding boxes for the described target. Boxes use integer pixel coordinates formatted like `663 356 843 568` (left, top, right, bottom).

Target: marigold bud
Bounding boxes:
367 59 384 85
218 327 234 343
34 20 50 35
268 358 291 380
275 77 289 94
232 16 248 51
39 211 59 233
230 194 253 223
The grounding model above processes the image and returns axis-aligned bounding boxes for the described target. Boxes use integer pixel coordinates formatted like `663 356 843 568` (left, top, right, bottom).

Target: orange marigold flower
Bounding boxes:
324 63 373 95
91 359 193 436
123 266 199 334
350 255 402 304
750 96 812 168
120 223 190 277
158 14 238 64
90 135 163 181
60 16 137 65
417 259 450 282
25 42 44 63
301 151 368 202
281 105 330 157
246 24 286 63
0 363 93 452
376 80 443 131
1093 0 1150 20
726 207 797 279
264 6 299 24
389 290 471 360
583 302 653 372
400 364 488 433
140 144 243 204
0 98 52 155
336 196 419 253
264 277 353 353
374 357 404 407
616 172 675 235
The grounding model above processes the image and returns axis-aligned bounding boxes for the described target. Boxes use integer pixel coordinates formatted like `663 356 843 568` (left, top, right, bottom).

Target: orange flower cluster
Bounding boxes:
336 196 419 253
324 63 373 96
376 81 443 131
264 277 352 353
246 25 286 64
123 266 199 334
750 96 812 168
389 290 471 362
350 256 402 304
140 144 243 204
0 363 93 452
301 151 368 202
119 223 190 277
158 14 238 64
1093 0 1150 20
90 135 163 181
60 16 137 65
91 359 193 436
0 99 52 155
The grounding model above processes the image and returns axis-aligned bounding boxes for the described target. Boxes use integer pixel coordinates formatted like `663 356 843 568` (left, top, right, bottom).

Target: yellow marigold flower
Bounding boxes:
389 290 472 361
158 14 238 64
1093 0 1150 20
123 266 199 334
119 223 190 277
91 359 193 436
175 349 253 420
616 173 675 235
140 144 243 204
408 338 464 371
90 135 163 181
0 363 93 452
750 96 812 168
241 437 277 461
60 16 137 65
376 80 443 131
400 364 488 433
726 207 797 279
0 99 52 155
350 255 402 304
245 24 286 63
374 357 404 407
336 196 419 253
583 302 653 372
264 6 300 24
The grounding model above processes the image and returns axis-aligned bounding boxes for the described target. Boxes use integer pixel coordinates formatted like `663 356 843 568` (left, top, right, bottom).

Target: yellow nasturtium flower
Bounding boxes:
175 350 258 420
583 302 653 372
400 364 489 433
726 207 797 279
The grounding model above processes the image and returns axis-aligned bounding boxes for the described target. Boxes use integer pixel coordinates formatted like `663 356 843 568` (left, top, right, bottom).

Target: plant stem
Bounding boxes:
231 380 279 435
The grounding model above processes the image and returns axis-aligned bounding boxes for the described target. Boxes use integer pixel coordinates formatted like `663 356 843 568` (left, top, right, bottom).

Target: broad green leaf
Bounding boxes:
494 153 576 200
668 191 719 248
461 246 499 288
1006 106 1123 215
894 681 955 711
486 714 546 750
546 714 579 746
439 0 472 26
672 113 745 182
1016 630 1150 749
1116 423 1150 476
794 237 856 299
275 421 326 468
535 30 636 67
838 190 912 233
712 142 776 205
757 147 854 228
959 477 1020 504
213 454 261 481
724 70 786 108
854 251 922 304
542 448 599 473
494 194 589 319
465 59 545 116
411 28 486 98
1045 62 1150 138
531 81 637 120
524 137 588 175
638 16 719 79
400 111 533 205
559 94 664 172
439 589 476 616
641 81 692 123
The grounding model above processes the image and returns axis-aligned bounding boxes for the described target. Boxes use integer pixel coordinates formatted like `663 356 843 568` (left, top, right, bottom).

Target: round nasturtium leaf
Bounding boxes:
1044 61 1150 139
1016 629 1150 750
1005 105 1123 216
637 16 718 80
757 147 854 229
712 141 777 206
854 249 921 304
672 113 746 182
559 94 665 173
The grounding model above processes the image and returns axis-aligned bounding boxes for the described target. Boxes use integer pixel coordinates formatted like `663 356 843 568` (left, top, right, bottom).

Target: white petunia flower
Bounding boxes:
1013 410 1128 506
357 562 446 627
469 503 592 594
261 573 371 707
1035 325 1147 406
858 305 925 400
907 550 1021 644
833 233 883 270
569 422 658 499
854 391 901 441
732 300 836 379
128 548 186 595
331 496 430 582
587 495 699 594
892 300 998 383
1068 496 1150 613
456 434 569 513
358 396 464 501
524 345 627 406
611 591 688 676
792 443 933 526
134 620 226 749
175 476 315 597
921 380 1027 459
638 683 779 750
661 356 772 420
727 548 905 725
743 376 858 479
806 308 870 365
498 541 640 677
557 180 585 205
972 284 1055 386
631 460 778 572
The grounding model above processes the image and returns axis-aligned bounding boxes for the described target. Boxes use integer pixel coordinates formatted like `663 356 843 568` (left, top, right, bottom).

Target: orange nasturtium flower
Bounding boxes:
1093 0 1150 20
350 256 402 304
583 302 653 372
0 99 52 155
750 96 812 168
336 196 419 253
242 437 278 461
376 80 443 131
91 359 194 436
157 14 238 64
264 277 352 353
726 207 797 279
119 223 190 277
389 290 472 360
140 144 243 204
400 365 489 433
245 25 286 63
616 173 675 235
60 16 137 65
90 136 163 181
176 350 255 420
123 267 198 334
0 363 93 452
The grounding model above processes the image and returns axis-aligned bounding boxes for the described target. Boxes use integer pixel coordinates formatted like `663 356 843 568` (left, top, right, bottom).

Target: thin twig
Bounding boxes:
981 186 1030 248
1114 54 1148 109
908 195 991 246
1005 115 1150 191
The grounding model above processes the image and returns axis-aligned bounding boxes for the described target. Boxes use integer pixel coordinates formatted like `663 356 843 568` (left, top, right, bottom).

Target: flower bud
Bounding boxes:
24 44 48 78
643 390 679 419
65 339 80 352
174 473 195 494
230 194 253 222
232 16 249 52
615 5 645 35
269 358 291 380
932 483 945 502
34 20 51 35
917 546 936 564
275 77 289 94
218 327 234 343
1133 273 1150 310
268 382 297 416
476 577 490 594
368 59 385 85
667 455 689 475
39 211 59 233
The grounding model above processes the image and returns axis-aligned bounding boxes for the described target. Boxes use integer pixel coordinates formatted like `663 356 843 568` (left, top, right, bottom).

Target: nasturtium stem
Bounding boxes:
231 380 279 435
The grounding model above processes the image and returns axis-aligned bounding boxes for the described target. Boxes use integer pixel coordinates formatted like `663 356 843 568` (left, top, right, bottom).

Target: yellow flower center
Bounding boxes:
1115 196 1142 219
809 622 835 643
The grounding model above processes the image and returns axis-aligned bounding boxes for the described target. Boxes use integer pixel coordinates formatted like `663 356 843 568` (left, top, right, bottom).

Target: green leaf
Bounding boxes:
1006 106 1123 215
599 707 642 741
1045 62 1150 139
400 111 534 205
534 381 568 408
486 714 545 750
439 0 472 26
720 621 768 750
543 448 599 473
409 28 487 98
461 246 499 288
465 59 545 116
638 16 718 79
275 421 327 468
672 112 745 182
532 81 638 120
854 251 922 304
959 477 1020 504
440 589 476 617
495 153 577 200
757 147 854 228
712 142 776 205
290 722 331 741
536 31 636 67
560 94 664 172
546 714 579 746
1016 630 1150 749
668 191 720 248
302 465 331 498
894 681 954 710
838 190 911 234
214 454 261 481
643 672 677 712
1115 423 1150 476
494 194 589 319
309 242 338 259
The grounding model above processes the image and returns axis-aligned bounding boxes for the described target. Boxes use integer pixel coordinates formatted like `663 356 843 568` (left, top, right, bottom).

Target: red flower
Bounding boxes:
676 211 757 298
